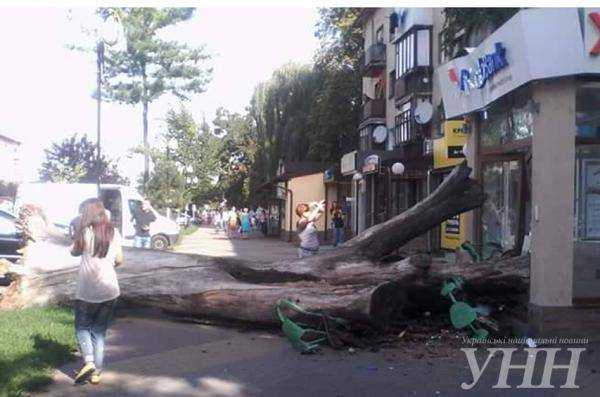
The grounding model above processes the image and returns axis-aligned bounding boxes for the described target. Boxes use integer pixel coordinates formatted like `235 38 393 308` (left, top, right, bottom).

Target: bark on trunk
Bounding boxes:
1 163 528 327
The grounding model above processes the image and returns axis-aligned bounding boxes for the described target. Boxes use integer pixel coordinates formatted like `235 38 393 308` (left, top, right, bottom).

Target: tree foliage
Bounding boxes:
39 134 128 184
164 107 221 204
99 7 212 183
246 8 363 201
100 8 211 104
140 149 187 211
440 8 520 57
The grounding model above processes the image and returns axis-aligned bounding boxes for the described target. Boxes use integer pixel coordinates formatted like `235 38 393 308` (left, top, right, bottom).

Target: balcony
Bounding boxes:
362 98 386 122
362 43 386 77
394 70 433 103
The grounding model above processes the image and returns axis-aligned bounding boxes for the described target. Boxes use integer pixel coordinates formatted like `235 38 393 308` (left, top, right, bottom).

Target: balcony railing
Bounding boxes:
362 98 386 121
363 43 386 76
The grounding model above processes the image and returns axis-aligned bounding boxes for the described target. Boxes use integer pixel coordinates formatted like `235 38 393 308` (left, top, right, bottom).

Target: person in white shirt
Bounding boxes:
70 198 123 385
296 200 325 258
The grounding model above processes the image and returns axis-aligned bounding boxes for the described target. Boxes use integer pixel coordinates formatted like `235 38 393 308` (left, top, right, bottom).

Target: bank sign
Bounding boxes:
438 8 600 119
449 42 509 93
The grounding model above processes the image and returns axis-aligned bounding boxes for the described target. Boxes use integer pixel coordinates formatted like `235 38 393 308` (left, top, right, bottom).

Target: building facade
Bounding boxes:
270 160 351 243
343 7 600 336
0 133 22 183
342 8 437 245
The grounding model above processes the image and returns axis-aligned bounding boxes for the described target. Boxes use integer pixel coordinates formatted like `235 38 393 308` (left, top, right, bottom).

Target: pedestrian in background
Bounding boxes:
296 200 324 258
71 198 123 385
228 206 239 238
330 201 345 247
131 199 156 249
258 207 268 236
222 208 231 236
240 208 251 239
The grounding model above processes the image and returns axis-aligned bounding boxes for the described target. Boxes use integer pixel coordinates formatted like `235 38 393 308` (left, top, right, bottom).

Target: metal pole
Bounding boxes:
96 40 104 196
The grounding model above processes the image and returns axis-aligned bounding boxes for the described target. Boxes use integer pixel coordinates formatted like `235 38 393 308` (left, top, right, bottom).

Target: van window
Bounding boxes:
101 189 123 232
129 199 142 218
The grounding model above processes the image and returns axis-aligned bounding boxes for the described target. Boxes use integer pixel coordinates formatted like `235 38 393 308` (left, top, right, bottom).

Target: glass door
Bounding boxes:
481 159 522 254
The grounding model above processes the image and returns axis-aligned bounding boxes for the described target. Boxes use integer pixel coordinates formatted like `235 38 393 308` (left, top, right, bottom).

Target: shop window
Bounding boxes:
481 86 534 147
481 109 510 147
576 81 600 138
395 27 431 79
481 160 522 253
575 145 600 240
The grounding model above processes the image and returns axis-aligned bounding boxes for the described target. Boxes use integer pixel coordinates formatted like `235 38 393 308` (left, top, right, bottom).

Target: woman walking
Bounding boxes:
228 206 239 238
240 208 251 239
296 200 325 258
71 198 123 385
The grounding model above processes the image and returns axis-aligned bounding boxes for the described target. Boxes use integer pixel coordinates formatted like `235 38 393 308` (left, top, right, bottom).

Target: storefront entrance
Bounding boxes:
480 156 530 256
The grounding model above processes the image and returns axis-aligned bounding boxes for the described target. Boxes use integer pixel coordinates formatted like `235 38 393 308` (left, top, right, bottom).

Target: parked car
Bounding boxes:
0 210 24 262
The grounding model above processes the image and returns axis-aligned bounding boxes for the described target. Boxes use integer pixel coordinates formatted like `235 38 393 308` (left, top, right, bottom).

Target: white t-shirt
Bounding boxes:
75 227 121 303
298 221 319 250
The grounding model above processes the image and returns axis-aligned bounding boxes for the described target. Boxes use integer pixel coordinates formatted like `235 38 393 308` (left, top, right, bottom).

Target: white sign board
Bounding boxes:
341 151 357 175
437 8 600 119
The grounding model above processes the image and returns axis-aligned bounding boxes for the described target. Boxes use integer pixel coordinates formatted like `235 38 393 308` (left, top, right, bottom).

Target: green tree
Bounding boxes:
99 7 212 186
440 8 519 57
212 107 257 206
39 134 128 184
163 107 221 204
246 9 364 201
247 63 321 195
141 149 187 211
308 8 362 162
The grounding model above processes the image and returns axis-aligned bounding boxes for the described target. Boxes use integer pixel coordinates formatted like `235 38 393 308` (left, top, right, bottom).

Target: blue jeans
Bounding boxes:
333 227 344 247
134 235 152 248
75 299 116 371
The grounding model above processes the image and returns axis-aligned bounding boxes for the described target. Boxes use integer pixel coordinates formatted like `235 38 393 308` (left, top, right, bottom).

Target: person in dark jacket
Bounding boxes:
330 201 345 247
131 200 156 249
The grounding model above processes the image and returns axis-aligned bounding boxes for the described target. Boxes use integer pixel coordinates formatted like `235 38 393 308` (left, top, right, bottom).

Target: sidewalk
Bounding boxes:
35 315 600 397
35 316 437 397
174 226 333 262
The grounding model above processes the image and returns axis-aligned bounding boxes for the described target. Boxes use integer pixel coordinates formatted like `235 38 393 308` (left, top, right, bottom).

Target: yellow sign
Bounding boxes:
433 121 468 169
441 213 465 250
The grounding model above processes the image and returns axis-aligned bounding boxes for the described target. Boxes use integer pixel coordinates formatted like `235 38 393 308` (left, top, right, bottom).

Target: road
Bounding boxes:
37 227 600 396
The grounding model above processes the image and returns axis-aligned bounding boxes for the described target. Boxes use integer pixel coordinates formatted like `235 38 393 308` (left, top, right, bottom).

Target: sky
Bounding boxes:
0 7 319 183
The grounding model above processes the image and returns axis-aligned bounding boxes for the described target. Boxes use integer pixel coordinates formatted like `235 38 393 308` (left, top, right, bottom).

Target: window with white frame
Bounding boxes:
395 27 431 79
394 101 413 144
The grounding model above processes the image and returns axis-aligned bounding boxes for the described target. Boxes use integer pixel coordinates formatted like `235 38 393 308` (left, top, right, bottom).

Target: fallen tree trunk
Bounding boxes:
1 163 529 327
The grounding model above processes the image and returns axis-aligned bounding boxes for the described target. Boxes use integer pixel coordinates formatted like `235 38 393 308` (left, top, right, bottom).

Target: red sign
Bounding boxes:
590 12 600 56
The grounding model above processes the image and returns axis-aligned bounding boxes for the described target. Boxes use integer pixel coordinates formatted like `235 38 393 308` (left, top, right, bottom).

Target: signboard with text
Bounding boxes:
434 121 468 169
437 8 600 119
441 213 466 250
341 151 357 175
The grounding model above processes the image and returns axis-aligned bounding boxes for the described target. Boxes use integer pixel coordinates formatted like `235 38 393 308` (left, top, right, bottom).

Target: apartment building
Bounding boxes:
342 7 600 337
341 8 437 244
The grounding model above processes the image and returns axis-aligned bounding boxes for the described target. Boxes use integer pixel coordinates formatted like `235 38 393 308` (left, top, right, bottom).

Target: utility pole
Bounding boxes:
96 40 104 196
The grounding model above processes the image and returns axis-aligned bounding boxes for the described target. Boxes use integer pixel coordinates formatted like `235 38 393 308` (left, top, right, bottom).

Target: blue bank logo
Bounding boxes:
459 42 508 92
